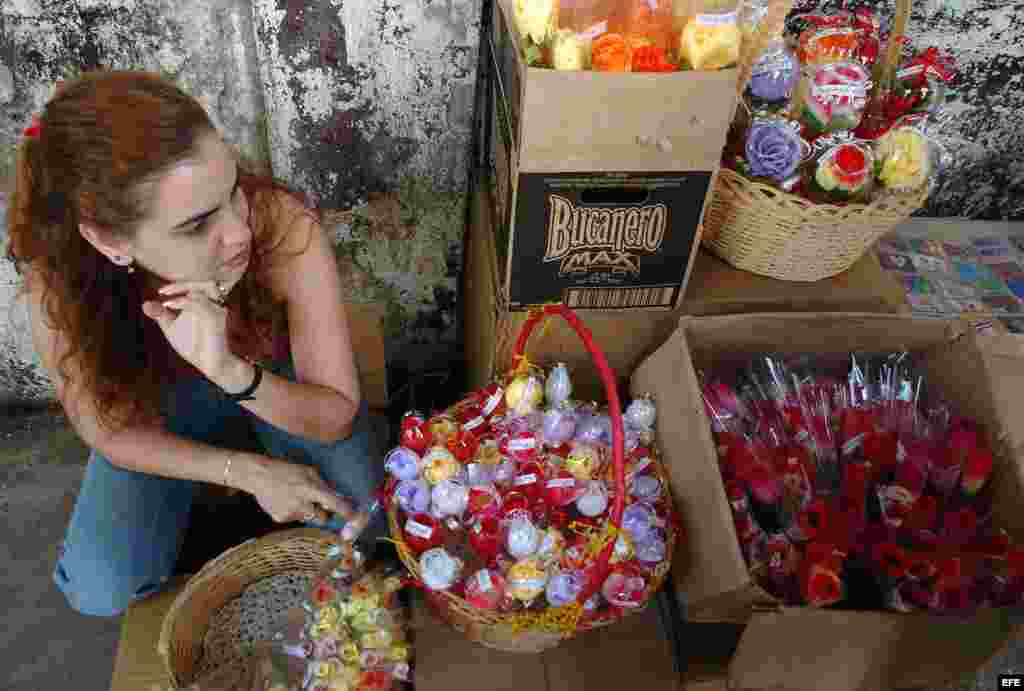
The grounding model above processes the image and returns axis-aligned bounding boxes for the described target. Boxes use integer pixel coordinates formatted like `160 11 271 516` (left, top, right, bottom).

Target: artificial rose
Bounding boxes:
746 121 803 182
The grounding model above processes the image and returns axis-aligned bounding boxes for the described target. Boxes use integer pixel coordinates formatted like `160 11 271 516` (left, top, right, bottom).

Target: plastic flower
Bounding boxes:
746 120 803 182
805 564 844 607
876 127 930 191
311 579 337 607
872 541 908 581
515 0 556 45
796 498 828 541
961 446 994 496
551 30 586 70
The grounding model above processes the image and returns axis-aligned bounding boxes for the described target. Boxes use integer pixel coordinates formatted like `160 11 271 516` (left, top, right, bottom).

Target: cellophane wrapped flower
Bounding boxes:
703 351 1011 613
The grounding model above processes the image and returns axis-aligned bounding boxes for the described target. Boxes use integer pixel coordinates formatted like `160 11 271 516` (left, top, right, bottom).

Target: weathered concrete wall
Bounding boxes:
251 0 478 208
0 0 270 175
0 0 479 406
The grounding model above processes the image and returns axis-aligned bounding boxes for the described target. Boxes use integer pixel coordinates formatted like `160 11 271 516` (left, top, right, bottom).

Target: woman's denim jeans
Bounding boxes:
53 354 385 617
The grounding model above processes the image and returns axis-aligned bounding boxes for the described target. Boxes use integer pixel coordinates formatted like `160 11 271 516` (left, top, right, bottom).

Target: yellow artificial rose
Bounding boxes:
515 0 557 45
317 605 340 630
341 642 361 664
877 128 929 191
815 161 839 191
680 16 742 71
551 29 586 70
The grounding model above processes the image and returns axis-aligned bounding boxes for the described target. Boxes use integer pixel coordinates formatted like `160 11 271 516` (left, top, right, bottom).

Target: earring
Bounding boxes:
119 256 135 273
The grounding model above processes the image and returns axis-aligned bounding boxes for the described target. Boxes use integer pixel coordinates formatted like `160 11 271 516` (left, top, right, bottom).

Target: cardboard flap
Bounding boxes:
728 609 895 691
519 69 737 173
679 313 956 361
730 606 1019 691
545 605 679 691
631 328 751 605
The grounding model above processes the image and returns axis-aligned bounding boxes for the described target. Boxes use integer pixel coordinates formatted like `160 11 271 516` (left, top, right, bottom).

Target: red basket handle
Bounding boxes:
511 304 625 607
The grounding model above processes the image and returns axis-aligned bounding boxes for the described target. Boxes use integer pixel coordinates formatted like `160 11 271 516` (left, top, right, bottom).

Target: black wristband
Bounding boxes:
223 361 262 402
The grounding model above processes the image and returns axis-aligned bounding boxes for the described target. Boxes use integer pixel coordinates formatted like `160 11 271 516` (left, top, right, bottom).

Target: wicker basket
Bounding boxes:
702 169 928 281
158 528 336 688
701 0 929 282
387 304 679 653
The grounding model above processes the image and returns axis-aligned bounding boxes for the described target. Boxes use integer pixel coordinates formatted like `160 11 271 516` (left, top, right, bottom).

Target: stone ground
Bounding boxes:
3 404 1024 690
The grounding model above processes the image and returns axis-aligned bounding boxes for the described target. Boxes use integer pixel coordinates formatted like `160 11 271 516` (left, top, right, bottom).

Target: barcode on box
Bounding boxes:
564 286 677 309
999 675 1024 687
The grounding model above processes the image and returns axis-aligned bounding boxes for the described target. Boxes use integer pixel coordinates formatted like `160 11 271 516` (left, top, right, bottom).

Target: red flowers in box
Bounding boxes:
704 352 1012 613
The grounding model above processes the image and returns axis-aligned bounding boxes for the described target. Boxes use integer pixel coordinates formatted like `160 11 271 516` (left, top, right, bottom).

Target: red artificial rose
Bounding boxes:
631 44 676 72
904 495 939 532
446 428 480 462
842 462 870 511
943 507 979 543
1007 549 1024 579
863 430 898 472
961 446 994 496
806 566 844 607
798 499 829 541
872 542 908 580
907 555 936 582
310 578 337 607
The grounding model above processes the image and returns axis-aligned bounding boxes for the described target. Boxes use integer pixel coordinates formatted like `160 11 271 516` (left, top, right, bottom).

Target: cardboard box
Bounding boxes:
483 0 739 310
412 594 687 691
630 313 1024 690
110 576 188 690
464 185 907 402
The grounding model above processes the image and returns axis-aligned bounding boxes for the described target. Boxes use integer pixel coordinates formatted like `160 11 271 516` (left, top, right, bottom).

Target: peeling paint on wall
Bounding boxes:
252 0 479 209
0 0 269 179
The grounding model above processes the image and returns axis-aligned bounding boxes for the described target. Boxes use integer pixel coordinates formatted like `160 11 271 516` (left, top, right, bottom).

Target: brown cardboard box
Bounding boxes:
412 594 687 691
110 577 189 690
464 185 907 401
484 0 738 311
630 313 1024 690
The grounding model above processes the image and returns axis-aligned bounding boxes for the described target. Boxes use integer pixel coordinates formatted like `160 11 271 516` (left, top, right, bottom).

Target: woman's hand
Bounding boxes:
142 281 233 378
242 454 355 525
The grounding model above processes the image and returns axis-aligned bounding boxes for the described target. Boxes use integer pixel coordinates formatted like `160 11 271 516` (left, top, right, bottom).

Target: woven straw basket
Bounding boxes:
701 0 929 282
387 304 678 653
159 528 336 688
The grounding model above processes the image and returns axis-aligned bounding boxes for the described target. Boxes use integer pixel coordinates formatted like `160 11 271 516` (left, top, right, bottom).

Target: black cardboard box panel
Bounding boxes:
507 171 710 310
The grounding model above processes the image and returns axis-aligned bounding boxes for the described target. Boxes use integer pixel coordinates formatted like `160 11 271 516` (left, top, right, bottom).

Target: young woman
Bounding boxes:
6 71 385 617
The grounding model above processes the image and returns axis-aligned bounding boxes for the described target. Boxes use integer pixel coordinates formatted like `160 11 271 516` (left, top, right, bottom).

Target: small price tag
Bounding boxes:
405 519 433 539
515 473 538 486
547 477 576 488
464 416 485 432
508 438 537 452
696 11 737 25
482 388 504 416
